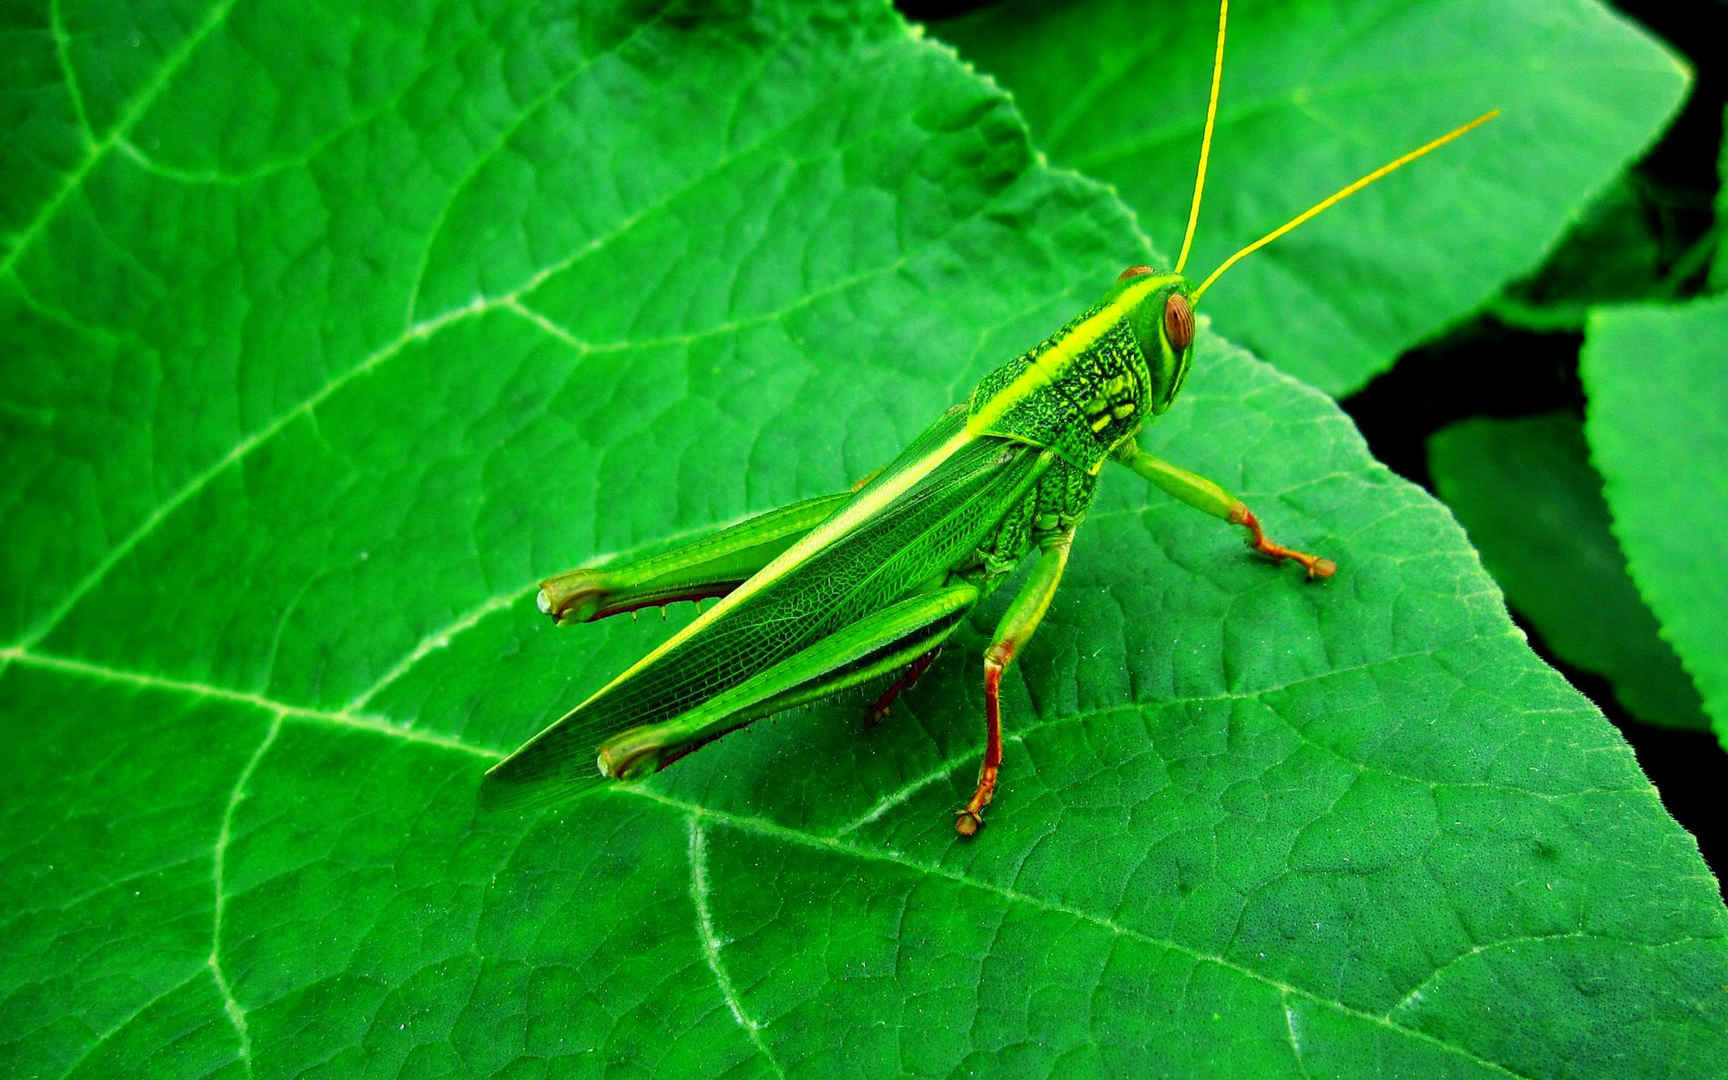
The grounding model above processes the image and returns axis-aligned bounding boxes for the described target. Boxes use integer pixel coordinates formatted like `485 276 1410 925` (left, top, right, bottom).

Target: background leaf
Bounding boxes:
937 0 1690 395
1582 296 1728 750
3 2 1726 1077
1428 413 1706 729
1487 181 1666 332
1713 103 1728 289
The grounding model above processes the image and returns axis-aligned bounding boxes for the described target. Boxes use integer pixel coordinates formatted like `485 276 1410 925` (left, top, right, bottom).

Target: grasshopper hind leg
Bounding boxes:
577 583 983 787
538 491 853 624
483 585 977 812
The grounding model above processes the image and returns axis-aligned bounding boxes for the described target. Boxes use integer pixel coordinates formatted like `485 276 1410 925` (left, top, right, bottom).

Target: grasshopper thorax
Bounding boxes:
965 267 1196 474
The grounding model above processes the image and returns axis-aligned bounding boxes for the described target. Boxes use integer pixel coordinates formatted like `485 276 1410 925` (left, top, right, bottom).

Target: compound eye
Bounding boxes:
1163 292 1195 351
1117 265 1158 282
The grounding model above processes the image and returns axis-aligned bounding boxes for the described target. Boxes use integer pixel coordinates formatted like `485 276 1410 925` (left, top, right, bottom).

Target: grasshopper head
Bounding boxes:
1117 266 1196 419
965 265 1198 472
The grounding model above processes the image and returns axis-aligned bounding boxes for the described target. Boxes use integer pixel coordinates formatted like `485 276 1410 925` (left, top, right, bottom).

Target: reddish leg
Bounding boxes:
866 647 938 726
1230 506 1336 579
955 643 1012 837
955 531 1074 837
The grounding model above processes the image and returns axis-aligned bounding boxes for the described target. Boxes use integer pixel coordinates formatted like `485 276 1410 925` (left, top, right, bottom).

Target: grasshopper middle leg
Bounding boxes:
957 528 1075 837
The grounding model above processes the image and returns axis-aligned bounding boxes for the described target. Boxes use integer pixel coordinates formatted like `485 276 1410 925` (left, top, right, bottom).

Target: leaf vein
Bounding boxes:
48 0 92 144
2 0 241 275
51 966 207 1080
687 817 784 1076
401 1 679 325
0 647 501 760
208 716 280 1076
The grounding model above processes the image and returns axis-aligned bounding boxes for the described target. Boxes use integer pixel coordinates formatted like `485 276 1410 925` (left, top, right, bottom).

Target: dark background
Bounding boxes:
900 0 1728 889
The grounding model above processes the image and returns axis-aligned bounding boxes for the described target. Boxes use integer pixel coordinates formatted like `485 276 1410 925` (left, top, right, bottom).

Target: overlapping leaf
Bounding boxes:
2 2 1725 1077
1488 181 1668 332
1583 296 1728 750
1429 414 1705 729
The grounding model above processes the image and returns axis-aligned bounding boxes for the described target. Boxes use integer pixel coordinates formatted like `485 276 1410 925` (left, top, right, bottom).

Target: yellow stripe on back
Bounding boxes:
967 273 1176 433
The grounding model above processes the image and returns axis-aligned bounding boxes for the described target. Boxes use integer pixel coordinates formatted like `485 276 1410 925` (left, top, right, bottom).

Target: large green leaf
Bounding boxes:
1583 296 1728 750
937 0 1689 395
1428 414 1707 730
3 2 1725 1077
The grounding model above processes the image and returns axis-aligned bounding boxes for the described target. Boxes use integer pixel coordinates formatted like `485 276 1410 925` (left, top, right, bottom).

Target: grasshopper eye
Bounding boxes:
1164 292 1195 350
1118 265 1158 282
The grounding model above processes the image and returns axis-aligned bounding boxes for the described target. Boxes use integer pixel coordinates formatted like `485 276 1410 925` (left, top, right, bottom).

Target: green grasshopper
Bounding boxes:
484 1 1495 835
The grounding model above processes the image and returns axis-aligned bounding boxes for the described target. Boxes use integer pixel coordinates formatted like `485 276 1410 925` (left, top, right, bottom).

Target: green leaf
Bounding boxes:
1429 414 1707 729
4 2 1725 1078
936 0 1690 395
1583 295 1728 751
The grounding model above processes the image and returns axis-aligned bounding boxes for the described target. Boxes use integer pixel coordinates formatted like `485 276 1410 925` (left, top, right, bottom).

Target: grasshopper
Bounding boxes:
484 1 1494 834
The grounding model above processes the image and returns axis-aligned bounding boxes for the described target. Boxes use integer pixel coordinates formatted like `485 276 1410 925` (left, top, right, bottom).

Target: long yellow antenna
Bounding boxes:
1191 109 1499 303
1174 0 1228 275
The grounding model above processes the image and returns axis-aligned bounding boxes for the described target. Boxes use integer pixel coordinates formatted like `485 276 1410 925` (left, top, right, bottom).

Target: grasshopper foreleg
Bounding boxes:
1111 441 1336 579
957 528 1075 837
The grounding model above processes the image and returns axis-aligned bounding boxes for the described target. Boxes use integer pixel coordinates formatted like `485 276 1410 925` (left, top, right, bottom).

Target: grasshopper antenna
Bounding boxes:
1174 0 1228 275
1191 110 1500 303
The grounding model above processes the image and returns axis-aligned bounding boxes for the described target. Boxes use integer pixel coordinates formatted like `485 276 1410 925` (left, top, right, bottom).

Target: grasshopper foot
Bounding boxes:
1230 506 1336 580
